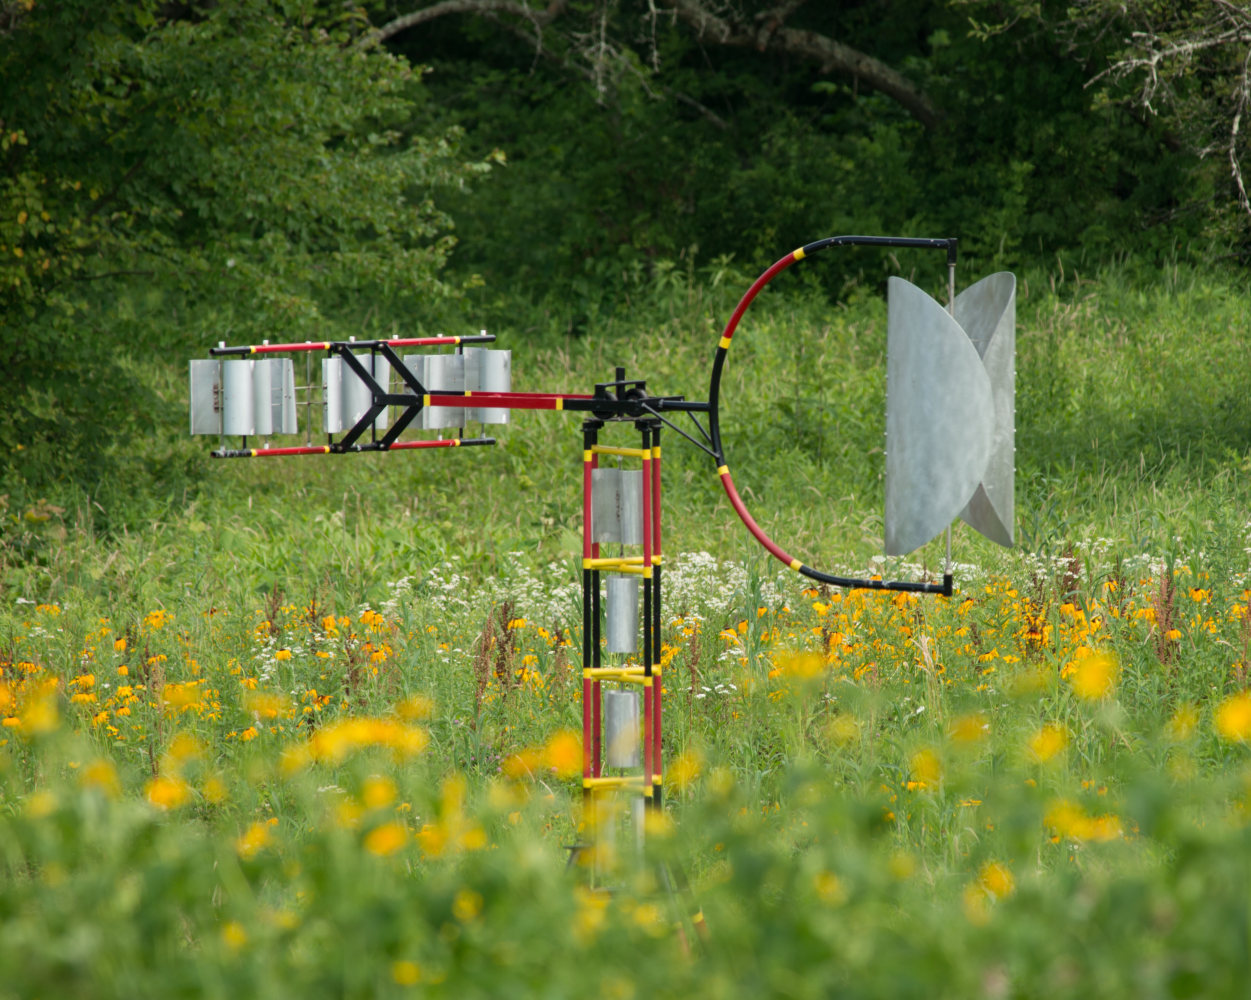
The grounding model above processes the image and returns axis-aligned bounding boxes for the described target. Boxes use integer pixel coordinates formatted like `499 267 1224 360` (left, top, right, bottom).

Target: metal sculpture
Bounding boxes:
188 234 1017 856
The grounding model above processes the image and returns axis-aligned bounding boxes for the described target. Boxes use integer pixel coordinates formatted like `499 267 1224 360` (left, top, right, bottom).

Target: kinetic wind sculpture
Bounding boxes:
188 235 1016 853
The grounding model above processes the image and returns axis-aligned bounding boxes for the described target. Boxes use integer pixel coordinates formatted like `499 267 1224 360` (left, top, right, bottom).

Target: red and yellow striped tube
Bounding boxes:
425 391 592 412
233 335 485 355
717 464 802 572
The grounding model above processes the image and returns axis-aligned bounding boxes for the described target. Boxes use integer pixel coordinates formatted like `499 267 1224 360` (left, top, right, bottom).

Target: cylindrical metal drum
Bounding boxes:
251 357 273 436
322 357 343 433
464 348 510 424
422 353 465 429
221 360 255 436
603 688 641 768
592 469 644 545
605 575 638 653
341 351 375 429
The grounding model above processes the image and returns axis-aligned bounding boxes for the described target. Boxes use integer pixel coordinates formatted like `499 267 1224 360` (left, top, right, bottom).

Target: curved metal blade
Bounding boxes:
885 278 994 556
955 272 1015 547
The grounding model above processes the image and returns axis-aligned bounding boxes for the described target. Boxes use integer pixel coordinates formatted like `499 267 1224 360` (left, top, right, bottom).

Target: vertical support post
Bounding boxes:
945 245 958 581
589 428 603 777
651 422 663 809
639 423 654 807
581 421 599 786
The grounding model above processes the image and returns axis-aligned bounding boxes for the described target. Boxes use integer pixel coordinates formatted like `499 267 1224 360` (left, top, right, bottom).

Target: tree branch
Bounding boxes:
662 0 940 129
361 0 569 49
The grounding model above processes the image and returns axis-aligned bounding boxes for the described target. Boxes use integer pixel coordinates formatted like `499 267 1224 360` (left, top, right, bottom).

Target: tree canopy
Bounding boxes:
363 0 1234 323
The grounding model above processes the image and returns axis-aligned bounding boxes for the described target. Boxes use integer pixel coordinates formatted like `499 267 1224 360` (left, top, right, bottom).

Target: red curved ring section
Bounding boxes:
714 250 805 574
718 467 798 570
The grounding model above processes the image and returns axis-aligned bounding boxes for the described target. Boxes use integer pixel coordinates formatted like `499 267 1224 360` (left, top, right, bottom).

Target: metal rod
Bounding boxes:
209 334 495 356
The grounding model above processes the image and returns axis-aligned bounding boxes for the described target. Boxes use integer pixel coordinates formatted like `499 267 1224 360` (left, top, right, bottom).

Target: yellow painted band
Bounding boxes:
790 559 802 571
718 335 732 350
555 398 563 410
583 776 647 789
651 554 662 565
585 666 646 678
465 390 472 397
652 775 662 784
422 394 430 407
250 449 258 457
717 465 729 476
453 336 461 344
323 446 331 454
249 347 258 354
583 450 593 462
595 672 649 685
793 247 806 261
453 439 460 447
652 446 660 458
591 445 648 459
643 567 652 579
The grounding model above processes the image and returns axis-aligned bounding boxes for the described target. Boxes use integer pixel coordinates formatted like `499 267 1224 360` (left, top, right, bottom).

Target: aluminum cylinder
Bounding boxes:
604 575 638 654
420 353 465 430
591 468 644 546
221 360 255 436
322 357 344 433
603 689 641 769
251 356 273 436
342 350 375 428
464 348 510 424
271 358 298 435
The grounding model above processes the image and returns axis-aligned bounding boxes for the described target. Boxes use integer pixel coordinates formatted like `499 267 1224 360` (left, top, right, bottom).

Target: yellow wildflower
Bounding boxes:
1068 651 1118 701
1027 723 1068 763
543 730 581 778
361 775 397 809
221 921 247 951
391 961 421 986
146 774 192 810
364 821 408 857
452 888 483 922
1215 691 1251 743
1166 704 1199 742
978 861 1015 900
669 747 703 793
909 747 942 786
80 759 121 798
950 711 989 745
235 821 273 860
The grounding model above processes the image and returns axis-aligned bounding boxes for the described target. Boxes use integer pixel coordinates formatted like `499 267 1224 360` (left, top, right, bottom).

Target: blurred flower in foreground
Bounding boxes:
146 774 192 811
1028 723 1068 763
1068 651 1118 701
543 730 581 778
1215 691 1251 743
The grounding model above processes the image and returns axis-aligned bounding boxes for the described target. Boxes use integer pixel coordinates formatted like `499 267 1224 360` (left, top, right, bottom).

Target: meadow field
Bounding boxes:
3 259 1251 997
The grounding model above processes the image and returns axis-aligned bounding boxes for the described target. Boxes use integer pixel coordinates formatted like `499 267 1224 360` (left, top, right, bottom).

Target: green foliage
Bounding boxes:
388 0 1209 326
0 0 493 515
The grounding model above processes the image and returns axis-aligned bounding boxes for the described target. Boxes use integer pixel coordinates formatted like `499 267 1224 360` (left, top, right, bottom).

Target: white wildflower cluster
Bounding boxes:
693 681 737 700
